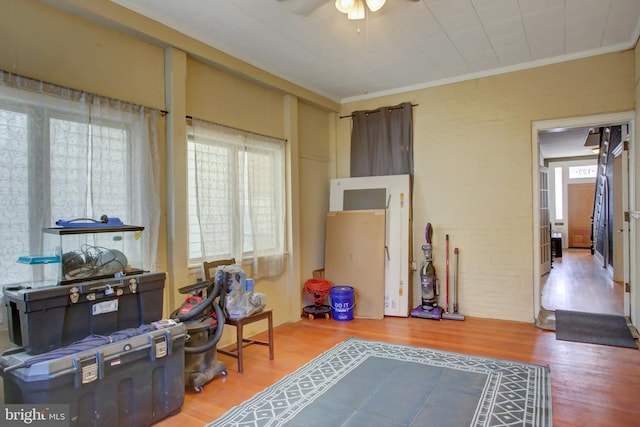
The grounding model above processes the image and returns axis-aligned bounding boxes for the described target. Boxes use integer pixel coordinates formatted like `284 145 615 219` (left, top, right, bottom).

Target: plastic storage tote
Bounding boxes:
3 272 165 355
0 322 186 427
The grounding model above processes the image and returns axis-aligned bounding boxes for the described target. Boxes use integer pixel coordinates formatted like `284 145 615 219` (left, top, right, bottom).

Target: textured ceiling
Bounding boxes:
108 0 639 158
111 0 640 103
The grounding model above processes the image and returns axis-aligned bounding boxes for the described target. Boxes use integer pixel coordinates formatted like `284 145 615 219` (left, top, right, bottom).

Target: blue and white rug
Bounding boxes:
208 338 552 427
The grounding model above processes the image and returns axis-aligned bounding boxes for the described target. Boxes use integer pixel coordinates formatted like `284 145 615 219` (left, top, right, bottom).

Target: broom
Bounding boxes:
442 240 464 321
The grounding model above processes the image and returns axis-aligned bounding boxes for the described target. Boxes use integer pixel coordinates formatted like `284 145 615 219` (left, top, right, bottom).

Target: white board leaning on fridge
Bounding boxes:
329 174 411 317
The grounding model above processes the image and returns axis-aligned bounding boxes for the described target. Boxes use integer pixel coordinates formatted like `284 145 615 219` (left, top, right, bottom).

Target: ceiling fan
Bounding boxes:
278 0 420 19
336 0 387 18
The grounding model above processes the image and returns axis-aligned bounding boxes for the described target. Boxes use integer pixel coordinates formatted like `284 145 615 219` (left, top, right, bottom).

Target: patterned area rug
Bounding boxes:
208 338 552 427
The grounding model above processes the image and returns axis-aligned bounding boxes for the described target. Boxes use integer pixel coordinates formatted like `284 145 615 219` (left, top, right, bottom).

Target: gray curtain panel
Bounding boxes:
350 101 413 177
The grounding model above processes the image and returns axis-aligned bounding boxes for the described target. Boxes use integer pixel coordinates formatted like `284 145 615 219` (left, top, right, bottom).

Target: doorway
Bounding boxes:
532 112 635 328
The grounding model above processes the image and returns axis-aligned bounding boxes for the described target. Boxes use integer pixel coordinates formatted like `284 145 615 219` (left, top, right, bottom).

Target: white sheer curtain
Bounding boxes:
189 118 286 278
0 70 161 292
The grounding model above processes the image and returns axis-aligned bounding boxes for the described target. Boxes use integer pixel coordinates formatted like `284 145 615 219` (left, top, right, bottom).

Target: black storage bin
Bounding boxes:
3 272 165 355
0 322 186 427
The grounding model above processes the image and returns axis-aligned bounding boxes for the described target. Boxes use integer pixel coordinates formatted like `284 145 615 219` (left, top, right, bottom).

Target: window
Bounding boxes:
50 118 130 225
188 118 286 278
0 71 160 287
554 167 563 220
569 165 597 179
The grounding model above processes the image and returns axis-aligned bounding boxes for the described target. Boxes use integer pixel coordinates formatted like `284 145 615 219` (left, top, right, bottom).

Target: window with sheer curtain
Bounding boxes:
188 118 286 278
0 70 161 291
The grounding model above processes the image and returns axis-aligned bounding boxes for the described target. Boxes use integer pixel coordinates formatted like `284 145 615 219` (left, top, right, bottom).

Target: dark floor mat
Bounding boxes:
555 310 638 349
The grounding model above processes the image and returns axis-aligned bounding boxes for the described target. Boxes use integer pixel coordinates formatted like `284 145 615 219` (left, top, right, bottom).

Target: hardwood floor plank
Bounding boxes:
155 316 640 427
542 249 624 314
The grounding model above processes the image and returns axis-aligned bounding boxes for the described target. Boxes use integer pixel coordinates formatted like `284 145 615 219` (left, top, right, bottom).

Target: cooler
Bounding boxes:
0 322 186 426
3 272 166 355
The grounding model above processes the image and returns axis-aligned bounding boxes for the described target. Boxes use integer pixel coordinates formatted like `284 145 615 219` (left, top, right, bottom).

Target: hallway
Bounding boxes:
541 248 624 315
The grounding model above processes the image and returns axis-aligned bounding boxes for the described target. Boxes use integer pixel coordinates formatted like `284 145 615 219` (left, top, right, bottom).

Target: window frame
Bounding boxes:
186 122 286 267
0 96 139 285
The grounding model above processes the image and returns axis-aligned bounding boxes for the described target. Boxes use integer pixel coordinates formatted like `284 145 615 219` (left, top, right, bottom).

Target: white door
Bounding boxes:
613 141 631 318
613 153 624 282
540 167 551 275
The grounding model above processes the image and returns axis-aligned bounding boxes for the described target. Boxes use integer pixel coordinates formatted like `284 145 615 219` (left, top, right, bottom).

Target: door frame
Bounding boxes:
532 112 636 321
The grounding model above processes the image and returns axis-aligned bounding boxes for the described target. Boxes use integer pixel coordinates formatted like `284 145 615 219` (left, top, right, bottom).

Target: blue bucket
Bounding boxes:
330 286 355 321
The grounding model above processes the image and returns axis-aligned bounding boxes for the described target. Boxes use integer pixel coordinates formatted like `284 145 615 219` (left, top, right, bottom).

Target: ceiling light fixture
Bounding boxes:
335 0 386 19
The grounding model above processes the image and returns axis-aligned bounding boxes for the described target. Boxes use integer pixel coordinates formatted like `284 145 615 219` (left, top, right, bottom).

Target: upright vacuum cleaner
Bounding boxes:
171 279 227 392
411 223 443 319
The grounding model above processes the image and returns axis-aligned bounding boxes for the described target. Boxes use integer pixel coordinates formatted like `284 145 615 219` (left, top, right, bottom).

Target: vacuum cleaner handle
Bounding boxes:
453 248 459 313
178 280 211 295
171 280 221 322
425 223 432 244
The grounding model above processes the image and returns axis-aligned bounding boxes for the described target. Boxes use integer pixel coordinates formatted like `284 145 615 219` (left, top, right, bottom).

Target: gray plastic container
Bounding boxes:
0 322 186 426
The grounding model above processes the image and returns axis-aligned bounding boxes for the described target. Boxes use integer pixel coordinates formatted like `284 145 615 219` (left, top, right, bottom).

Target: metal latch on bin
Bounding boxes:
69 286 80 304
74 355 100 386
129 277 138 293
102 284 123 297
152 334 168 359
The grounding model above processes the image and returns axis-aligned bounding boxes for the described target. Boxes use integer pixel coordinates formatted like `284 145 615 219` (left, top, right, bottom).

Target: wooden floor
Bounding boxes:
541 248 624 315
2 249 637 426
157 301 640 426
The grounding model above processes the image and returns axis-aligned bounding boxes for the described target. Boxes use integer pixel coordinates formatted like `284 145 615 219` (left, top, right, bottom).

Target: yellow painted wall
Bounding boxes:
0 0 165 109
340 52 635 322
298 102 332 286
1 0 637 327
186 59 285 138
